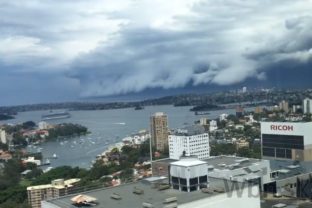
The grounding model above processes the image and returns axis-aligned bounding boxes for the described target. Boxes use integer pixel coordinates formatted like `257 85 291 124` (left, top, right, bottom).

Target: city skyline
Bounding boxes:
1 0 312 105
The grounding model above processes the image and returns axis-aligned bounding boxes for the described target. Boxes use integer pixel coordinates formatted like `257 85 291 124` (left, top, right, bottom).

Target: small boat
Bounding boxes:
53 153 58 159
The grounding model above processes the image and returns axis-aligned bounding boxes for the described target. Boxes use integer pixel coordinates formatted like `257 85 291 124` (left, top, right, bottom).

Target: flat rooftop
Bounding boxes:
154 155 262 170
45 178 247 208
171 158 207 167
269 159 312 180
172 125 206 136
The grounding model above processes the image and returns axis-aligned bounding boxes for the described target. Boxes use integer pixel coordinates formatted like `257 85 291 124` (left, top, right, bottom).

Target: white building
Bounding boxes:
23 157 41 166
219 113 228 121
169 125 209 160
209 120 218 132
242 86 247 93
170 157 208 192
38 121 49 130
261 121 312 161
199 118 208 126
303 98 312 114
0 129 7 144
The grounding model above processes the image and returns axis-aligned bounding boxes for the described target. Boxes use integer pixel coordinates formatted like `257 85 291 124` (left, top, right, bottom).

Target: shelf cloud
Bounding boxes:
0 0 312 104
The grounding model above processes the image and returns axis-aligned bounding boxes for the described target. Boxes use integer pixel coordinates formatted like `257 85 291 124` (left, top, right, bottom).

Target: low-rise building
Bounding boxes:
23 156 41 166
219 114 228 121
235 139 249 150
27 178 80 208
38 121 49 130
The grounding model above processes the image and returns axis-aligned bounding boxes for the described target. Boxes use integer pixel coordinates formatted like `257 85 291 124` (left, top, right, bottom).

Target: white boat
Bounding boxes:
53 153 58 159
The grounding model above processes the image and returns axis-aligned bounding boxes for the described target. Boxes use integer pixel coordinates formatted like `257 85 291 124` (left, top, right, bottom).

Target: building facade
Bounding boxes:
303 98 312 114
261 122 312 161
168 125 209 160
150 112 169 152
170 157 208 192
279 100 289 113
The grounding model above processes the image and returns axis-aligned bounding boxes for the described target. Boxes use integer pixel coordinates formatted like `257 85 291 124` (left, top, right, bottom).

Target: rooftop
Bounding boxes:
171 157 207 167
45 177 248 208
172 125 206 136
269 159 312 180
154 155 262 171
27 178 80 191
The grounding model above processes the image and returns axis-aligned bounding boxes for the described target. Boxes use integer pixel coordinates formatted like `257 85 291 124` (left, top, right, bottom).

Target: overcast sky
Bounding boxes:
1 0 312 105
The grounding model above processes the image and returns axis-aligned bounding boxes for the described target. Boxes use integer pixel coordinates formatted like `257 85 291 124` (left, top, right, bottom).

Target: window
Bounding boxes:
199 176 207 183
180 178 187 185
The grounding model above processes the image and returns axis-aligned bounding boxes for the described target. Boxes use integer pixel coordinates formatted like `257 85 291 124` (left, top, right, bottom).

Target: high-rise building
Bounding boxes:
236 106 244 117
303 98 312 114
279 100 289 113
0 129 7 144
168 125 209 160
150 112 168 152
242 86 247 93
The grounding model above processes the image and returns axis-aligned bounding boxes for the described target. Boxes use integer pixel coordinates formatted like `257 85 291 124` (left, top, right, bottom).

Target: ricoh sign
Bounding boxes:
270 125 294 131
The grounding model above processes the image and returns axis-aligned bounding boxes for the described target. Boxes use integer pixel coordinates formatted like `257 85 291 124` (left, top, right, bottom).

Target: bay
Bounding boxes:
1 105 255 169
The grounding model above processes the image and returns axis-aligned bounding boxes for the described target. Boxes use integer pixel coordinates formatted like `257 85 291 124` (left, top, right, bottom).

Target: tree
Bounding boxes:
237 147 252 158
22 121 36 129
25 169 43 180
119 168 133 182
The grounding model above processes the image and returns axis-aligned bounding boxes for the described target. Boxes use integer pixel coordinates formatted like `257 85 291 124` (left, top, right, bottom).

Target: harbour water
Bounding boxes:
1 105 256 169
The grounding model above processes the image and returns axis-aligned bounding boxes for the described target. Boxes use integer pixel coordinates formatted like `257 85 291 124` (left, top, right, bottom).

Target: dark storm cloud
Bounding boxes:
0 0 312 104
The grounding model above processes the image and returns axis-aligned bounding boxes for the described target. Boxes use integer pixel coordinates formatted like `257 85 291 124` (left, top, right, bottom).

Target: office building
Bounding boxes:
168 125 209 160
303 98 312 114
152 155 271 191
27 178 80 208
43 157 261 208
261 122 312 161
279 100 289 113
150 112 169 152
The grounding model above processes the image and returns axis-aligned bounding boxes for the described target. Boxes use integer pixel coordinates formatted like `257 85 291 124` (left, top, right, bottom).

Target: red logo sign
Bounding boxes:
270 125 293 131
